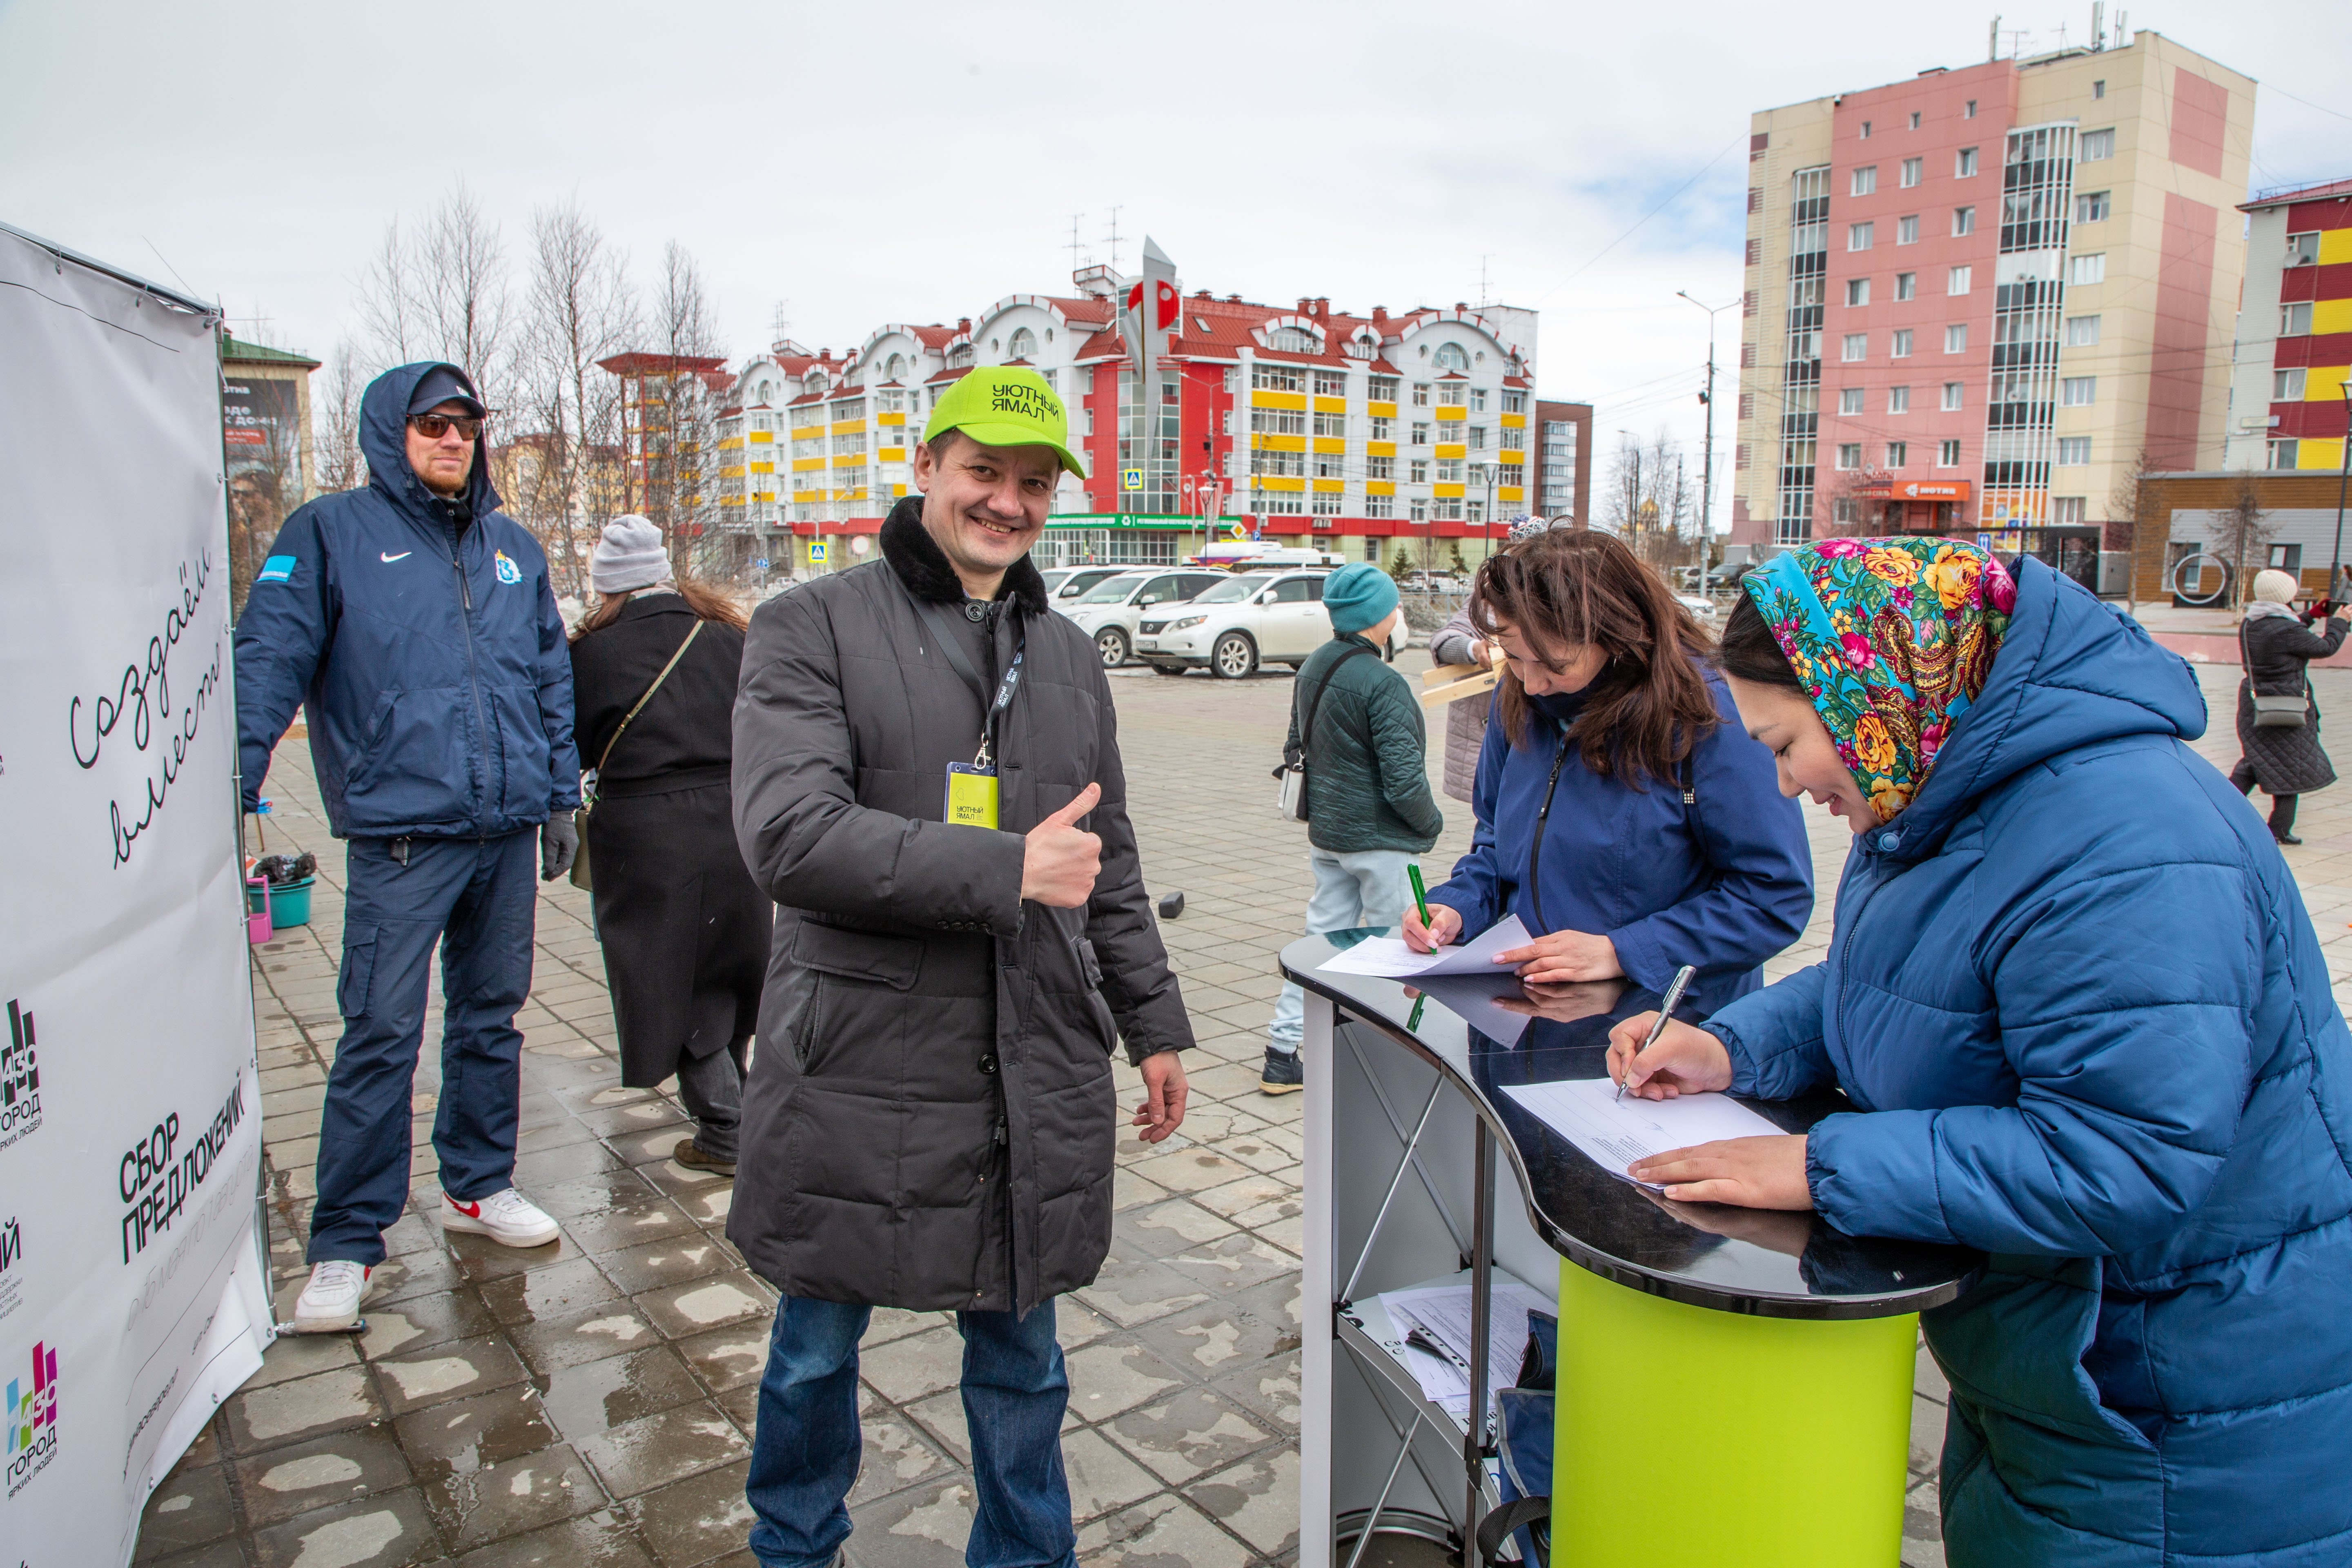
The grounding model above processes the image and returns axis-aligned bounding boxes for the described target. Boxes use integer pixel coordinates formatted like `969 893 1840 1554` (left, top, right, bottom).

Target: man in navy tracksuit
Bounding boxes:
236 362 581 1330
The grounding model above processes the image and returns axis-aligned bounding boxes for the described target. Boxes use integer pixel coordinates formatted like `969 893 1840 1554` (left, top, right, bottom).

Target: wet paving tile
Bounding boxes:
134 1540 249 1568
846 1415 953 1508
359 1285 499 1360
538 1346 708 1444
671 1319 773 1394
1156 1234 1298 1296
134 1461 236 1559
1074 1492 1255 1568
242 1330 362 1390
1133 1281 1303 1381
842 1474 976 1568
604 1123 696 1167
443 1231 573 1286
1113 1198 1239 1260
618 1458 757 1566
509 1302 665 1377
573 1399 750 1499
858 1325 968 1407
529 1169 665 1221
1100 1385 1278 1485
249 1486 444 1568
633 1270 771 1340
393 1383 560 1483
223 1365 386 1454
1188 1444 1301 1557
232 1423 414 1527
572 1100 692 1140
1071 1256 1214 1328
1060 1339 1190 1423
375 1332 532 1417
558 1197 701 1256
424 1443 605 1551
593 1234 733 1296
372 1247 470 1307
481 1257 624 1328
512 1142 630 1190
1058 1426 1162 1522
447 1508 657 1566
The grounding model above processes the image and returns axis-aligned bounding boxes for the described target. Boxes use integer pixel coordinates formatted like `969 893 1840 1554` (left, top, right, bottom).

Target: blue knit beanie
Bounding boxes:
1324 562 1401 635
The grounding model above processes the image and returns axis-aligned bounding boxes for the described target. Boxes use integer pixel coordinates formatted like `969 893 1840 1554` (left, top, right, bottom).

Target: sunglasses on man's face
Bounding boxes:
409 413 485 442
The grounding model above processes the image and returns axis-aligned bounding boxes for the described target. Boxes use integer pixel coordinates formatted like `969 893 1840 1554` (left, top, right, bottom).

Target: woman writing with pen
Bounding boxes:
1401 528 1813 1015
1608 538 2352 1565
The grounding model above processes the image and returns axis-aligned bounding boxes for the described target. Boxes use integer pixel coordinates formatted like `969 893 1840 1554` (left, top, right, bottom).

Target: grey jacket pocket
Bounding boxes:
791 919 924 991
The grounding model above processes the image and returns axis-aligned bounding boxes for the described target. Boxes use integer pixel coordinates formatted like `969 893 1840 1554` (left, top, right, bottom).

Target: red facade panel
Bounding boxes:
2167 68 2229 179
2145 191 2221 470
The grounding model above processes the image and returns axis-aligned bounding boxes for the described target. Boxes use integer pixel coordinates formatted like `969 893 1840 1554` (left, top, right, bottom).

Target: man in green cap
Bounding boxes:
729 366 1194 1567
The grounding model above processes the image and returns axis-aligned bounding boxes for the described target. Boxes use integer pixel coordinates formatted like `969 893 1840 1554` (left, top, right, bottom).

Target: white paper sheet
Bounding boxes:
1501 1078 1786 1189
1378 1278 1555 1421
1316 915 1533 979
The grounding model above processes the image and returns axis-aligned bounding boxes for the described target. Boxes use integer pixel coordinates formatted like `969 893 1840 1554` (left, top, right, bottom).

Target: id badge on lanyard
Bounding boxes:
944 761 999 829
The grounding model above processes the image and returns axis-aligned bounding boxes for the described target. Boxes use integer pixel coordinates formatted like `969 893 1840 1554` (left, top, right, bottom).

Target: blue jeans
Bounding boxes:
307 831 537 1265
1269 846 1416 1049
747 1296 1076 1568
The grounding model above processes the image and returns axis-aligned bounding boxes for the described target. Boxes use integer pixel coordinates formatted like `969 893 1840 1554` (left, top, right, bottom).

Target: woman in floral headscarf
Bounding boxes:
1601 538 2352 1566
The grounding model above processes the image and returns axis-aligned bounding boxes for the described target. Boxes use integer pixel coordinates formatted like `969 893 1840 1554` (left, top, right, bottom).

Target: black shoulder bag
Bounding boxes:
1273 642 1379 822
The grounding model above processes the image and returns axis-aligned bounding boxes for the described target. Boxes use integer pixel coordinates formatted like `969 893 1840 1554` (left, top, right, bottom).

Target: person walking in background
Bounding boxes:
1428 518 1554 803
1403 529 1811 1017
1264 562 1444 1093
568 517 770 1176
234 362 579 1333
2230 567 2345 845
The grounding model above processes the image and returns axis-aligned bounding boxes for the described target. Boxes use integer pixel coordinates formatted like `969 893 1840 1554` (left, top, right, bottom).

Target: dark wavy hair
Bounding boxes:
569 576 748 643
1469 529 1719 787
1715 591 1805 691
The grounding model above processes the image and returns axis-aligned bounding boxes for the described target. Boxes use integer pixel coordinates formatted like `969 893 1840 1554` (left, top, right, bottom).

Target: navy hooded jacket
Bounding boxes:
233 363 580 840
1426 670 1815 1016
1707 561 2352 1564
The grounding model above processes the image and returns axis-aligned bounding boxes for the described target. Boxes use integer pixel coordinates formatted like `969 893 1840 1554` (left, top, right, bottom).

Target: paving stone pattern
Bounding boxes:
140 654 2352 1567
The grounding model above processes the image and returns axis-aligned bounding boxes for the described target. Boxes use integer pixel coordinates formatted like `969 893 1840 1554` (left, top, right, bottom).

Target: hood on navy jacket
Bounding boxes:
232 361 579 840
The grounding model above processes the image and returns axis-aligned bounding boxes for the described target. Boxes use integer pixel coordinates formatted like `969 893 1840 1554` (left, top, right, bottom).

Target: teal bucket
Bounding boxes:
247 876 314 929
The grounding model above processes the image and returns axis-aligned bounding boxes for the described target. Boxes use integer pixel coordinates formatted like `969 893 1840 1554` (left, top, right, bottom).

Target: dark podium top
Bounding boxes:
1283 932 1979 1321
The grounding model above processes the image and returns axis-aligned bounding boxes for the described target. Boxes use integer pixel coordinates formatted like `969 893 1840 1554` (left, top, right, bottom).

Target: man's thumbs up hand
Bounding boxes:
1021 782 1103 908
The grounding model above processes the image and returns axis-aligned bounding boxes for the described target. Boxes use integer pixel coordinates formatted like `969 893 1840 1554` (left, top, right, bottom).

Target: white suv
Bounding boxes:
1135 570 1405 679
1057 568 1232 667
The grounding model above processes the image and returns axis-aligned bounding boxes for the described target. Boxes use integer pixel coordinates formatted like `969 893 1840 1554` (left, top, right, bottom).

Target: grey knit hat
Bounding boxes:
591 516 672 594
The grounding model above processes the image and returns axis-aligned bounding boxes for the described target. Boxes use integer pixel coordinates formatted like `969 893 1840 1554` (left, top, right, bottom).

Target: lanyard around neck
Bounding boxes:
917 600 1025 768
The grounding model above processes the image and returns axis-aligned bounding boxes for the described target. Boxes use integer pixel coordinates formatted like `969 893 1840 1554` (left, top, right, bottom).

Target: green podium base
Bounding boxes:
1553 1260 1918 1566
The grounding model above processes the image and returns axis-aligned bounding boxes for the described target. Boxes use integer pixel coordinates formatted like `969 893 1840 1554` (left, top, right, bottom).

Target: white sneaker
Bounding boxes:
292 1259 374 1332
441 1188 561 1249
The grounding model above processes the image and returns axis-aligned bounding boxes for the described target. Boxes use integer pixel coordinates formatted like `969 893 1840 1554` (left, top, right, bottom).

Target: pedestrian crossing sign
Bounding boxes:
809 542 829 564
1122 468 1143 492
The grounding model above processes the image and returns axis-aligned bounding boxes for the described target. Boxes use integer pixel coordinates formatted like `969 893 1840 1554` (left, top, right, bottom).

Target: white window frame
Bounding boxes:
1898 215 1920 245
1851 166 1878 196
2061 376 2098 406
2057 438 2092 466
1892 328 1914 357
1938 439 1962 466
1901 158 1922 188
1941 383 1964 412
1846 278 1871 306
2281 302 2314 337
1944 324 1968 354
2082 128 2115 161
1848 222 1875 252
1948 265 1972 295
2286 232 2321 266
1895 272 1917 301
2270 439 2301 469
1956 147 1980 178
1888 386 1910 414
2276 368 2308 401
1885 441 1907 468
2069 253 2107 286
2065 315 2102 347
1839 388 1865 414
1841 333 1868 362
1952 206 1976 237
1836 443 1862 470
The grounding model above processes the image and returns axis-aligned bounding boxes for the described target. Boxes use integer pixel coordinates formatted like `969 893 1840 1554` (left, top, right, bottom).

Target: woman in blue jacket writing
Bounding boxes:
1616 537 2352 1565
1403 528 1813 1015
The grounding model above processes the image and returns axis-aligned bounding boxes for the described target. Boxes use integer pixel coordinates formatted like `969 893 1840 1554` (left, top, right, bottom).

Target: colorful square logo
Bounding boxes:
6 1341 56 1456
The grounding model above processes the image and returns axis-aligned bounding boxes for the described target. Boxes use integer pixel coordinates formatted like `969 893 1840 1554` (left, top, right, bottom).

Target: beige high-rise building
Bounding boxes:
1731 29 2254 550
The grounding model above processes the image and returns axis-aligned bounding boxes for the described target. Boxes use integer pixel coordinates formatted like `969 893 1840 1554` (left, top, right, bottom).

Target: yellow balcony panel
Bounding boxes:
1263 434 1308 453
1253 390 1307 411
719 437 745 450
1501 412 1528 428
2314 300 2352 338
792 457 827 473
2320 229 2352 265
793 492 824 504
893 484 909 497
2305 366 2352 401
719 495 744 507
2300 438 2347 471
1496 449 1526 467
1255 476 1307 493
1313 396 1347 414
751 462 775 474
831 454 866 468
1365 440 1397 459
1312 437 1345 455
876 411 906 426
1312 479 1346 493
1434 405 1468 422
1367 401 1398 418
878 446 908 461
1434 483 1466 499
792 424 826 440
1436 444 1468 460
749 430 774 443
1365 481 1396 497
831 419 868 436
1499 486 1526 502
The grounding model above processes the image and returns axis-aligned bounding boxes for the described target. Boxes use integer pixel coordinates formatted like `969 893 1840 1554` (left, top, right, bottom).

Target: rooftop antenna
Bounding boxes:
2054 19 2068 50
1066 212 1089 277
1989 13 2000 61
1478 254 1494 308
2091 1 2105 49
770 300 792 352
1104 205 1124 276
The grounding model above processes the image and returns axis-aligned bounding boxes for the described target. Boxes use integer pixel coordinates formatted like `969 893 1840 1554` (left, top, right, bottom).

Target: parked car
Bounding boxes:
1039 565 1129 605
1057 568 1233 666
1136 570 1407 679
1675 591 1719 624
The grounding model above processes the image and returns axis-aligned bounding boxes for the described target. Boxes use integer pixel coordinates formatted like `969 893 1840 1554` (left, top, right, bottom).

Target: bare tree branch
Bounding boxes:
511 202 638 597
314 339 369 494
415 182 512 414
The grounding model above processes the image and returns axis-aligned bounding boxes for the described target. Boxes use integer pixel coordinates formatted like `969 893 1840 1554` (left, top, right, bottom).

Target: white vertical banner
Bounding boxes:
0 225 271 1565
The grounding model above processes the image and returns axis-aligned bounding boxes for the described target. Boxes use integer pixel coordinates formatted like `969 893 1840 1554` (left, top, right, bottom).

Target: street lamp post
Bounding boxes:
1678 291 1738 598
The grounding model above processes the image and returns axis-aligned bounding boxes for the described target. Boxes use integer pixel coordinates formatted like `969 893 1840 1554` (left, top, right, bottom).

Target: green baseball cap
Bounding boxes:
923 366 1087 477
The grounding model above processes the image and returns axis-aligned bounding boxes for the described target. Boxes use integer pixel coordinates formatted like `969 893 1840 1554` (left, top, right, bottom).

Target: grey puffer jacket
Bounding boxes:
1429 605 1492 804
730 498 1193 1314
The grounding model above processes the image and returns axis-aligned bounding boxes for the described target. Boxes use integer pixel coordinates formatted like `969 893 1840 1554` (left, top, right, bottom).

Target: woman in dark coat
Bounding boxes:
2229 567 2347 844
568 516 771 1174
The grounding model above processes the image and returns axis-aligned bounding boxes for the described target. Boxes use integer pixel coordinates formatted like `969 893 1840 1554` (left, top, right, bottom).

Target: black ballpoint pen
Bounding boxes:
1619 963 1697 1103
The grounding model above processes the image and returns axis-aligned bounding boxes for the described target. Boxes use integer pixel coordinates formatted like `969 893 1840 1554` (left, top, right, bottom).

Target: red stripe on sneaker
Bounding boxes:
452 1199 481 1217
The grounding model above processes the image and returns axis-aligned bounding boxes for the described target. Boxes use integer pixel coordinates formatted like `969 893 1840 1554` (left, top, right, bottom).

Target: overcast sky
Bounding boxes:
4 0 2346 518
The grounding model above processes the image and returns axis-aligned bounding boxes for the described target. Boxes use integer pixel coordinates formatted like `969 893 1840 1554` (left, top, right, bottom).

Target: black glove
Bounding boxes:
541 815 578 882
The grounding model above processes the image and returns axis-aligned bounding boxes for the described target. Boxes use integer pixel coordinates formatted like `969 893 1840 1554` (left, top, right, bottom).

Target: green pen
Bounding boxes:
1407 862 1433 931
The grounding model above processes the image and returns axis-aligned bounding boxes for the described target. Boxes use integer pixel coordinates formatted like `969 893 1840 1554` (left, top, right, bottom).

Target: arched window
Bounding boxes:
885 353 906 380
1434 342 1470 372
805 373 828 396
1270 325 1318 354
1008 327 1038 360
950 344 975 368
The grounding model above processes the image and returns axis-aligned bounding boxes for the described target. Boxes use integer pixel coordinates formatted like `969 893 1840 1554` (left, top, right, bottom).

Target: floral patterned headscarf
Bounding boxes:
1741 538 2016 821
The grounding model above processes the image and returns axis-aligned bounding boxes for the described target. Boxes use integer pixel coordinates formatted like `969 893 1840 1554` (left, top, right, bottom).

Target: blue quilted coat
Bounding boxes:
1707 559 2352 1565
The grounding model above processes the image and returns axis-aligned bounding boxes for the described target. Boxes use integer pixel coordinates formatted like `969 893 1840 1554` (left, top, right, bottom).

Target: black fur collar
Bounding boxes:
879 494 1049 615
